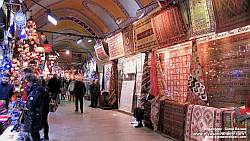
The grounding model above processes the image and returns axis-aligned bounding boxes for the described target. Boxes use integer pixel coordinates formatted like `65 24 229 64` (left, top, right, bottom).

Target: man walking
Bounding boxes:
93 79 100 108
74 78 86 113
48 74 61 104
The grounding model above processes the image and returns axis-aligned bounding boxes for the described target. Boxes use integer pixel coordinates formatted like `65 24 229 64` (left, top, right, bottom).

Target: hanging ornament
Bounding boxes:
2 58 12 70
14 10 26 29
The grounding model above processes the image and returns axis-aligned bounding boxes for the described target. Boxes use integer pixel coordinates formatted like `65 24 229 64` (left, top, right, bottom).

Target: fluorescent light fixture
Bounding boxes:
77 38 83 44
88 39 92 43
47 10 58 25
65 50 70 55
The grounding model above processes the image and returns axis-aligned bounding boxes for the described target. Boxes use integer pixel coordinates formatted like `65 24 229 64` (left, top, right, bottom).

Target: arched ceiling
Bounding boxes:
24 0 156 65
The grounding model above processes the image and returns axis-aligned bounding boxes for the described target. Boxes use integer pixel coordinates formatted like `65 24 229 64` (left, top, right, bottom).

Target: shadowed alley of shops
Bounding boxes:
47 101 173 141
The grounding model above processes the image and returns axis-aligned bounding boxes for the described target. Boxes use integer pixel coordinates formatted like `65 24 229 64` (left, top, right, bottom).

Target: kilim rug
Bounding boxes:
188 0 215 38
185 105 222 141
212 0 250 33
150 49 158 97
187 41 208 105
140 52 150 97
197 32 250 108
222 109 249 141
159 100 188 141
122 25 134 56
151 95 161 131
157 41 192 103
133 15 157 53
94 42 109 61
108 60 118 107
151 6 187 49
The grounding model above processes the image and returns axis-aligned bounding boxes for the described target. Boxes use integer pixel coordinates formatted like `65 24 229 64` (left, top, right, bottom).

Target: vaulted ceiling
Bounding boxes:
24 0 156 65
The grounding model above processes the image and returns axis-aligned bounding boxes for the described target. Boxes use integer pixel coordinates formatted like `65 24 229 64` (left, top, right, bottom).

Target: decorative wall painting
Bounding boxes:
151 6 187 48
213 0 250 33
188 0 215 38
107 32 125 60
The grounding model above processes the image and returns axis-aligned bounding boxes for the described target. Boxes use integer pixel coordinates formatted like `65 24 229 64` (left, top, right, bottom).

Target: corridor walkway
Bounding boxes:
48 101 173 141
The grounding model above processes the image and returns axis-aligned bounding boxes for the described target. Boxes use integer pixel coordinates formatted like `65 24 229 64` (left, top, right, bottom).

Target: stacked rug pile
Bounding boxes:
159 100 187 141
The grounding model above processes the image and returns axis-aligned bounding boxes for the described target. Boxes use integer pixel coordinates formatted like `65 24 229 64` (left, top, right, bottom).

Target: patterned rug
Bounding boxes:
133 15 157 53
213 0 250 33
122 25 134 56
159 100 188 141
188 0 215 38
157 41 192 103
151 6 187 48
185 105 222 141
197 32 250 107
222 109 249 141
108 60 118 106
107 32 125 60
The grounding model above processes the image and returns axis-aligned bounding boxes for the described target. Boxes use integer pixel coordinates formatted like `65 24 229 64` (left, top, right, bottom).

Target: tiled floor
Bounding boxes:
47 101 173 141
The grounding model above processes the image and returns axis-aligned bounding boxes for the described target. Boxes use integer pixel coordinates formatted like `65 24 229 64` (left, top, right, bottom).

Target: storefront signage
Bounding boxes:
197 25 250 43
107 32 125 60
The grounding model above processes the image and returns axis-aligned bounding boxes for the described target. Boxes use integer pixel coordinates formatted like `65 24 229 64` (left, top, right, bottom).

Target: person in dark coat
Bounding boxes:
89 79 95 107
73 79 86 113
24 74 45 141
92 79 100 108
40 78 50 140
48 74 61 104
0 73 13 109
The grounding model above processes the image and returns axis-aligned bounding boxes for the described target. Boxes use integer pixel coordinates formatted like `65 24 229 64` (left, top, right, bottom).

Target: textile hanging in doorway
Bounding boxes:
150 49 158 97
108 60 118 106
212 0 250 33
141 52 150 94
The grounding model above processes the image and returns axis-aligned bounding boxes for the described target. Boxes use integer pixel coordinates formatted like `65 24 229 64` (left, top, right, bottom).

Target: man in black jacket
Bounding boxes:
73 78 86 113
48 74 61 104
24 74 44 141
0 73 13 109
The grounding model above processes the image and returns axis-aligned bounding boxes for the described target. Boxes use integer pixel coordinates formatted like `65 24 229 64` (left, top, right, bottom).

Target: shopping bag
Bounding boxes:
49 99 58 112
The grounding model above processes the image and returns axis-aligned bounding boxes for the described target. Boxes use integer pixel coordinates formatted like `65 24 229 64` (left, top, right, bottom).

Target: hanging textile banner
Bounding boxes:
151 6 187 48
197 31 250 108
157 41 192 103
122 25 134 56
188 0 215 38
213 0 250 33
119 81 135 113
104 63 112 92
108 60 118 106
107 32 125 60
94 43 109 61
133 15 157 53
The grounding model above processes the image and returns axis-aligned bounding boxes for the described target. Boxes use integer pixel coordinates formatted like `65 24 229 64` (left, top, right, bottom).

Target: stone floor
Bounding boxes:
47 100 173 141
